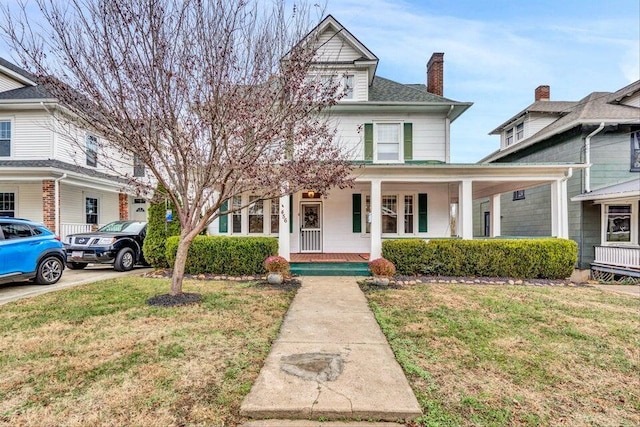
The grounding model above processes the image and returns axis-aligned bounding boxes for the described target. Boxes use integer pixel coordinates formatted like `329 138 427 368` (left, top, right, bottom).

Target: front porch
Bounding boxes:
592 246 640 283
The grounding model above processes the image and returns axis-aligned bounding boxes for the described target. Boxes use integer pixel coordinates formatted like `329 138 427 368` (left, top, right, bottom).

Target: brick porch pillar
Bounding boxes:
42 180 56 231
119 193 129 220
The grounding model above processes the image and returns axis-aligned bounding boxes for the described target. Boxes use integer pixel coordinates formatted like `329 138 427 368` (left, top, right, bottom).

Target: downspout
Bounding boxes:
445 105 454 163
54 173 67 237
584 122 605 193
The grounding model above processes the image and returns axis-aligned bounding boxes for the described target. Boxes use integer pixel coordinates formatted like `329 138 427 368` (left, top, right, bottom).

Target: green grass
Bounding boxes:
0 277 296 426
364 284 640 426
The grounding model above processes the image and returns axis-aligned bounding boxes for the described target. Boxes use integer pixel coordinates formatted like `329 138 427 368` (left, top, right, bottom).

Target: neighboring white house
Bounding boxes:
0 58 148 239
209 15 581 260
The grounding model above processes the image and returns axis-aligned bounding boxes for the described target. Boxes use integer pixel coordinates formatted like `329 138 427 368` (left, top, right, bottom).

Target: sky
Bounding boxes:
0 0 638 163
321 0 640 162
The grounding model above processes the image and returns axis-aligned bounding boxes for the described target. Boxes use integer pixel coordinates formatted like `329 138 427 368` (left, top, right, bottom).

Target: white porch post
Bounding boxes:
370 179 382 259
278 194 291 260
550 179 568 238
490 193 501 237
458 180 473 239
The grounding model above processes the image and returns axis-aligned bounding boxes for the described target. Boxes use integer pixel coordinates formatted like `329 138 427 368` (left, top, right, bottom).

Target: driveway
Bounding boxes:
0 265 151 306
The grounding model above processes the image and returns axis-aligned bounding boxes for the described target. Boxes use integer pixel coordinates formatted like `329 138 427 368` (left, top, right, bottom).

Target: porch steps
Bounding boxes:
290 262 370 276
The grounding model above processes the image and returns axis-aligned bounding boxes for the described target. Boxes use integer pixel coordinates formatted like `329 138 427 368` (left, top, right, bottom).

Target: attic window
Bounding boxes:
516 123 524 141
505 128 514 146
631 131 640 172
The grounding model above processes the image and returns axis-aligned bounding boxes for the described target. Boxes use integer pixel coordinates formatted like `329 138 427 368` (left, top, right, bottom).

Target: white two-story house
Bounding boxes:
0 58 148 239
209 15 582 264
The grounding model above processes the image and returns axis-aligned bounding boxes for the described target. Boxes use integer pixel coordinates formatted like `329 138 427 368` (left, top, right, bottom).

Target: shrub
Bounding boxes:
165 235 278 275
368 258 396 277
143 187 181 268
382 238 577 279
264 256 290 275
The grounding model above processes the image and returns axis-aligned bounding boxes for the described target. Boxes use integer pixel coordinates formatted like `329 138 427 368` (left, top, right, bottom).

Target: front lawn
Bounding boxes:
364 284 640 426
0 278 296 426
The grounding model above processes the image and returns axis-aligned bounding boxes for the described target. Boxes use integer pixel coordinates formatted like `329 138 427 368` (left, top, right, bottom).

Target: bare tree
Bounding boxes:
1 0 354 295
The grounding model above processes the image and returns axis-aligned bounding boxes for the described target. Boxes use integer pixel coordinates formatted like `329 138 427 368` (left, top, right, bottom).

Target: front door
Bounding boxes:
300 202 322 252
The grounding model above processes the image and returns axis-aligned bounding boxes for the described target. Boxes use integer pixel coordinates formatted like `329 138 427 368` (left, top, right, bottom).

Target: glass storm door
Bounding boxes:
300 202 322 253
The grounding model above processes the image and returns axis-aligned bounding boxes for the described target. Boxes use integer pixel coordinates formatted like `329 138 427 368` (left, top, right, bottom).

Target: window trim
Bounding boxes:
373 121 404 164
228 195 280 235
601 202 638 246
85 195 99 225
363 192 422 236
86 134 98 167
0 118 13 158
0 190 16 217
631 130 640 172
503 119 525 148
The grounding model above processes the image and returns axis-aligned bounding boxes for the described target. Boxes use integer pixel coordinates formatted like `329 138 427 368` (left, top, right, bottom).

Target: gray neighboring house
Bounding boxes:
477 82 640 280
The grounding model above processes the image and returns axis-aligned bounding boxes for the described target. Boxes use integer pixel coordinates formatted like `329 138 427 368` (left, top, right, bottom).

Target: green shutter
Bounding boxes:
404 123 413 160
219 200 228 233
289 194 293 233
418 193 428 232
352 194 362 233
364 123 373 161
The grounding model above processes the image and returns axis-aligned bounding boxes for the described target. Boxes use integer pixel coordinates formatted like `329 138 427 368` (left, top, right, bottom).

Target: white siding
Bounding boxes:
0 74 24 93
353 69 369 101
0 183 42 221
315 28 362 62
59 184 120 226
330 112 447 162
3 111 53 159
524 114 557 139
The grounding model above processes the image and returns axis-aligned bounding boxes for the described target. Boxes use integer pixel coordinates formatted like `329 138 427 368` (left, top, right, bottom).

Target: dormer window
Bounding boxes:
310 73 354 101
505 128 514 146
343 75 353 99
504 121 525 148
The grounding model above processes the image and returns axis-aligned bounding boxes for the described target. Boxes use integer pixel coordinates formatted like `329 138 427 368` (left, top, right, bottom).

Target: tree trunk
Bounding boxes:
170 235 194 296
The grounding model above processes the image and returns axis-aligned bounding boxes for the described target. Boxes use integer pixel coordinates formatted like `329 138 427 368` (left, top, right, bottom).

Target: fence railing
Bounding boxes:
594 246 640 270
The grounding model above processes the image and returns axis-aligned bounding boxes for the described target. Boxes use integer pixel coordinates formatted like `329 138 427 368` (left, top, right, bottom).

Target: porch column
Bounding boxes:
550 179 568 238
458 179 473 239
370 179 382 259
490 193 501 237
278 193 291 260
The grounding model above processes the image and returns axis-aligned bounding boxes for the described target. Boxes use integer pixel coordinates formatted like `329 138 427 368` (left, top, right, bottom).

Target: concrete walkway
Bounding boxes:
240 276 422 422
592 284 640 297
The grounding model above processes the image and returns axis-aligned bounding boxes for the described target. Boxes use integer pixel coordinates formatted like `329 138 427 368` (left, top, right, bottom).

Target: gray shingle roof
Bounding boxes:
0 159 127 184
0 57 36 83
0 84 53 100
369 76 457 103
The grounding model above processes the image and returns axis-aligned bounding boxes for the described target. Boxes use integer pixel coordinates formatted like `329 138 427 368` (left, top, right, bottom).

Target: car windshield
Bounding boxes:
98 221 145 233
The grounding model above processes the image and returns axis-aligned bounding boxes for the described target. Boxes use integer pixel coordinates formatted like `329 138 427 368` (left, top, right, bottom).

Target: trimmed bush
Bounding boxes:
165 236 278 275
143 188 181 268
382 238 578 279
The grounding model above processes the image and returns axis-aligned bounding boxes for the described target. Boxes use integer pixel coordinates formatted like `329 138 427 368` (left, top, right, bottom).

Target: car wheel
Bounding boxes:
67 262 89 270
114 248 135 272
36 256 64 285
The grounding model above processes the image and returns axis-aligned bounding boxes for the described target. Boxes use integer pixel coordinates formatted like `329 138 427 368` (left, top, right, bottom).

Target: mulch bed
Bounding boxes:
147 292 202 307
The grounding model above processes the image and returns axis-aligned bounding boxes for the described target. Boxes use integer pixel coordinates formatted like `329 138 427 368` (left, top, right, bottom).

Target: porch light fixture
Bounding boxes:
307 190 315 198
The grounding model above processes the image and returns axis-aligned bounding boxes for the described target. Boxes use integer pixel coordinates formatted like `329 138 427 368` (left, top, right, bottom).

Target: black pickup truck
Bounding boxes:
64 221 147 271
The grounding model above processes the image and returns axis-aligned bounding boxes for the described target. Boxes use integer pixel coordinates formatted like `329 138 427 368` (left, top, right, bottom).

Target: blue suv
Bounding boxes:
0 217 66 285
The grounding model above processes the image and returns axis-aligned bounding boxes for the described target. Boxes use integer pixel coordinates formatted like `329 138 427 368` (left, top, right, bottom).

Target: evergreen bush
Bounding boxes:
165 236 278 275
382 238 577 279
142 188 181 268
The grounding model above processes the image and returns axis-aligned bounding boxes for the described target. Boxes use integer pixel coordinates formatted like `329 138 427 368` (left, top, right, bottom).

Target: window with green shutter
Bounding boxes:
352 194 362 232
418 193 428 232
364 123 373 161
219 200 228 233
404 123 413 160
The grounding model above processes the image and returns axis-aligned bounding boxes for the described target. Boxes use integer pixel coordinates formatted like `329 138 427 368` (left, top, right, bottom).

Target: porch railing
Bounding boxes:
594 246 640 271
60 223 102 241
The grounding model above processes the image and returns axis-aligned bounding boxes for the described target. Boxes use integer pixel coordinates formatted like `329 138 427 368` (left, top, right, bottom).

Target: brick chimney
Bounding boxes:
427 52 444 96
535 85 550 101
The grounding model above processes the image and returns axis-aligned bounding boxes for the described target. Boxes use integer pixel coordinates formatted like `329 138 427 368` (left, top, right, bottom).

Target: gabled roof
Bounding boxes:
292 15 379 85
0 84 53 101
481 80 640 163
0 57 37 87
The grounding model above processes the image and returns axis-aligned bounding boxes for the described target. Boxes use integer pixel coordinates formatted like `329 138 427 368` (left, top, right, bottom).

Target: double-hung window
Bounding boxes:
0 192 15 217
604 205 632 243
133 155 145 177
631 131 640 172
86 135 98 167
376 123 401 162
232 196 242 233
270 198 280 234
86 197 98 224
248 196 264 234
0 120 11 157
505 128 514 146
